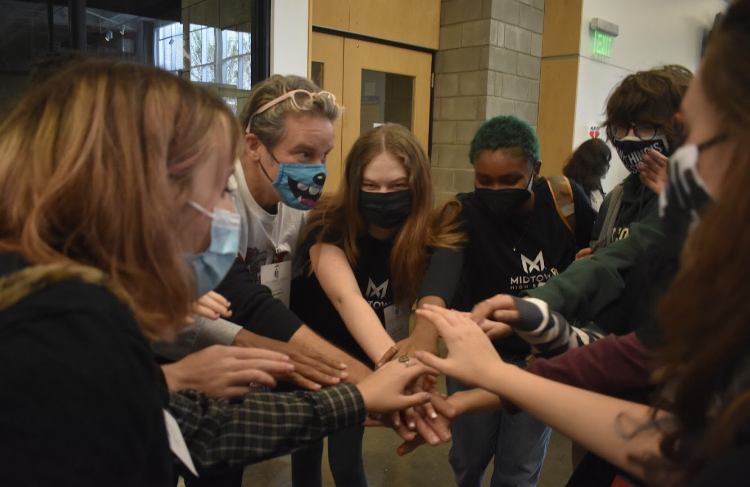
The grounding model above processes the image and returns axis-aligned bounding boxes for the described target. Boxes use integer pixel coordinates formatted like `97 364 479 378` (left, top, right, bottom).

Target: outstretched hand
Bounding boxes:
185 291 233 325
470 294 520 328
161 345 293 398
414 305 503 389
232 330 347 391
357 357 439 414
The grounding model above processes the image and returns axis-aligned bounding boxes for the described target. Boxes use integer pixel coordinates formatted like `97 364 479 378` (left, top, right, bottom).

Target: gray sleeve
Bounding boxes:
151 317 242 361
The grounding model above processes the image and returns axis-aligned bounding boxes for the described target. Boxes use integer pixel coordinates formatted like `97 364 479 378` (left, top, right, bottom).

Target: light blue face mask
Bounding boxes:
184 200 241 296
261 149 327 210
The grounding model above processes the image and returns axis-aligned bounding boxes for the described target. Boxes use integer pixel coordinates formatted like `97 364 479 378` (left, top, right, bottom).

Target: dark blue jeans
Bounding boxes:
290 424 367 487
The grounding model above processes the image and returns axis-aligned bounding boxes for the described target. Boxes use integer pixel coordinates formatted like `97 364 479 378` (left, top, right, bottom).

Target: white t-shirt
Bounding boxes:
590 189 604 212
229 161 308 283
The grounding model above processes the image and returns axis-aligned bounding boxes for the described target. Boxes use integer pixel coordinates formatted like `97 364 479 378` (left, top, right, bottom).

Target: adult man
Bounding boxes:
406 116 595 487
175 75 450 486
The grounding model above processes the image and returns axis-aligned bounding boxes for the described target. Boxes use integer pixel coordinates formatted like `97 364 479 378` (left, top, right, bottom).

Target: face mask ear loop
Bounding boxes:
259 145 280 184
188 200 214 218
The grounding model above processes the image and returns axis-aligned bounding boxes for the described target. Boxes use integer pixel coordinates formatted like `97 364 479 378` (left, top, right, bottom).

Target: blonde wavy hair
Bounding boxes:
0 60 241 341
239 74 341 148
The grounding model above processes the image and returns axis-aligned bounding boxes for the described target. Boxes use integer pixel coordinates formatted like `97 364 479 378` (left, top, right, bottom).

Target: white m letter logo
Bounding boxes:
521 251 545 274
366 278 389 299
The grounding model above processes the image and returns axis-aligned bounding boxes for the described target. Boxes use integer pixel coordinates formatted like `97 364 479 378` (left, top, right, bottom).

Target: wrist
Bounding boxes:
411 321 440 352
231 329 255 348
161 362 186 392
345 360 373 385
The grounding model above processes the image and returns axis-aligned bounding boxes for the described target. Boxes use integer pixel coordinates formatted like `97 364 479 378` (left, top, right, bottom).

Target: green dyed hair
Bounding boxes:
469 115 540 166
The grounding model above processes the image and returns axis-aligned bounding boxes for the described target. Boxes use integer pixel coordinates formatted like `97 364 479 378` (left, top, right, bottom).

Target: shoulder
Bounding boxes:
456 192 479 217
0 272 167 466
2 275 154 371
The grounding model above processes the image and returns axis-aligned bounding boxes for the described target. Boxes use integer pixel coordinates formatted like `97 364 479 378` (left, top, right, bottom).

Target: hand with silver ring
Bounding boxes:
399 355 411 366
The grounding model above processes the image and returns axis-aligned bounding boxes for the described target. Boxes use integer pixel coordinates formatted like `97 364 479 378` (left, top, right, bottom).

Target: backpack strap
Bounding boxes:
591 182 624 250
547 175 576 236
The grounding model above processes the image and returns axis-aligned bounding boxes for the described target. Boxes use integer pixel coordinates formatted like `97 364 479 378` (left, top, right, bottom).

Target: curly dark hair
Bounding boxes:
562 138 611 197
469 115 540 167
604 65 693 152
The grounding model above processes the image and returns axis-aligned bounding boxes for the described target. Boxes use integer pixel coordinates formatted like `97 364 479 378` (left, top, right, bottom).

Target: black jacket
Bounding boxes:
0 253 173 486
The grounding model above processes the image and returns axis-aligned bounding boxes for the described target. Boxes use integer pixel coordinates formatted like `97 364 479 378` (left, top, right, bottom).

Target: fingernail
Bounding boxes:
429 435 439 444
394 419 400 426
408 422 416 429
339 371 349 378
339 363 347 369
442 433 452 441
286 364 294 371
331 377 340 383
430 412 438 419
397 448 405 456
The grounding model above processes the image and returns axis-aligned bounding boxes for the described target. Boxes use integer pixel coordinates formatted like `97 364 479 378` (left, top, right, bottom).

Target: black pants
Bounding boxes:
291 424 367 487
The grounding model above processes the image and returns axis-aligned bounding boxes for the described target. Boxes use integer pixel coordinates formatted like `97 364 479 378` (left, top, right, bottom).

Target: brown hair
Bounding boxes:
654 1 750 483
604 65 693 151
562 138 611 196
303 124 463 304
0 60 241 341
240 74 341 149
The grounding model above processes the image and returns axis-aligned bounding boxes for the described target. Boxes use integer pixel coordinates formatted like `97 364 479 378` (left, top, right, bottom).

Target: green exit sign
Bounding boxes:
591 30 613 57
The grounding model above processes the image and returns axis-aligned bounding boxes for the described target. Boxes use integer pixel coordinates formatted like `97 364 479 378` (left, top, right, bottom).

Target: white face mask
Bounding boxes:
659 140 720 218
658 140 721 246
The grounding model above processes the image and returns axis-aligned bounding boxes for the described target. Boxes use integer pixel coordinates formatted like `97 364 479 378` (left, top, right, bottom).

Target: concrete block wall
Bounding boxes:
432 0 544 202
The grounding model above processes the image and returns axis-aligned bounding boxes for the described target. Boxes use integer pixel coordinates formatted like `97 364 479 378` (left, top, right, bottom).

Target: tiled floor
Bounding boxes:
239 428 572 487
237 376 573 487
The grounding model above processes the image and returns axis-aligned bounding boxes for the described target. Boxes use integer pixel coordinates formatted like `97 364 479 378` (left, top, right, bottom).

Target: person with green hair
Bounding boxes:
399 115 596 487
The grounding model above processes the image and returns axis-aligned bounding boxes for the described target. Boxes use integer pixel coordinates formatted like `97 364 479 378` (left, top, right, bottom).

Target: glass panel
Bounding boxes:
0 0 256 119
311 61 324 89
360 69 414 134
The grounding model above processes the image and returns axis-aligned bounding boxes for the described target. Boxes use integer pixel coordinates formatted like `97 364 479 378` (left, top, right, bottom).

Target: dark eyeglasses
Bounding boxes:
607 123 663 141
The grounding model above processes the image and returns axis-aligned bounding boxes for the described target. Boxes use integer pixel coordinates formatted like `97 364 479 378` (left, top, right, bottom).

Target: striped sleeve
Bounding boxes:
511 297 605 357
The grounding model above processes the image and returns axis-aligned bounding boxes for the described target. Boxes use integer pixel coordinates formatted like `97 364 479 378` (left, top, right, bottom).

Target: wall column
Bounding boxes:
433 0 545 202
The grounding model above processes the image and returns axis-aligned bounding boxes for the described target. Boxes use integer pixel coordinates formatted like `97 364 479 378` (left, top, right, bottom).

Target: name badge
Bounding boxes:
163 409 198 477
260 260 292 307
384 304 409 342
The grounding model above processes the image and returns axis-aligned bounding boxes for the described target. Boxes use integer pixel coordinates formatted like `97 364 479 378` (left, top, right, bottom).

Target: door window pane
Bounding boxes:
360 69 414 134
311 61 324 89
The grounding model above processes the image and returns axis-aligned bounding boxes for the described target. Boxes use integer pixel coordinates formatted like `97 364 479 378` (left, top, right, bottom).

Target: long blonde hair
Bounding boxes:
304 124 463 304
0 60 241 341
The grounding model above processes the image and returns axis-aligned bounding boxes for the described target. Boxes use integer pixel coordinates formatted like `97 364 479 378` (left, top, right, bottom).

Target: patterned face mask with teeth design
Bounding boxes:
270 162 327 210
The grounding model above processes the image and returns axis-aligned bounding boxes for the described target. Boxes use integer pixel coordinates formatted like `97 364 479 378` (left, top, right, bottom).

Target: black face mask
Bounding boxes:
611 135 670 174
475 176 533 220
358 190 412 229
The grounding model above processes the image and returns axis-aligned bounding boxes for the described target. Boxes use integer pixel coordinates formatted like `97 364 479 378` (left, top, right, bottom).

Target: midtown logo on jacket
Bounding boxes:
510 251 558 291
521 251 545 273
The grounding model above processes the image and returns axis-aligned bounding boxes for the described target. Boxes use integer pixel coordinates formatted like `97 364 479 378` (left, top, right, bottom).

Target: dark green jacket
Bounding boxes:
525 173 663 321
